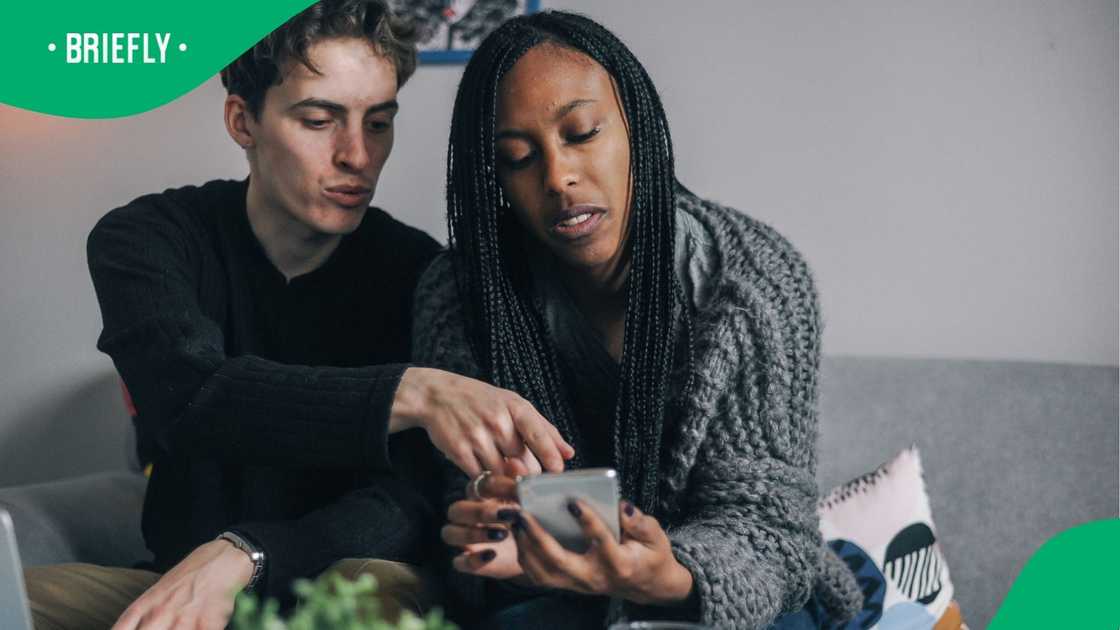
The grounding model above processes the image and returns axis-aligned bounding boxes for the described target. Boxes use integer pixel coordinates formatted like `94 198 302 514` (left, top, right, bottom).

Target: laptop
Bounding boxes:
0 509 34 630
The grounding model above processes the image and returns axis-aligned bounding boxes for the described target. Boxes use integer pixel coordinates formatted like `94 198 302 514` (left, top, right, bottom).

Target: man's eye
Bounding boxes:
367 120 392 133
569 127 600 143
302 119 331 129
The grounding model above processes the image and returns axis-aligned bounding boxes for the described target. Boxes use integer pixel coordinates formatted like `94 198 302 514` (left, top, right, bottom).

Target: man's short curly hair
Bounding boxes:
220 0 417 118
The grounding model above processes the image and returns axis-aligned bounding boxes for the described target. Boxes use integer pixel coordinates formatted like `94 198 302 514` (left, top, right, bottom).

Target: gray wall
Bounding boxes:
0 1 1116 485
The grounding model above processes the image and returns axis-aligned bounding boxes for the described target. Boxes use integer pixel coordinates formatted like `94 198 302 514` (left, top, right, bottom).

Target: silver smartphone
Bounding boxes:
517 468 620 553
0 509 33 630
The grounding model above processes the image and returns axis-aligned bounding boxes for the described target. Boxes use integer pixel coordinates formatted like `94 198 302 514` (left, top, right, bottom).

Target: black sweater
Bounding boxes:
87 178 442 600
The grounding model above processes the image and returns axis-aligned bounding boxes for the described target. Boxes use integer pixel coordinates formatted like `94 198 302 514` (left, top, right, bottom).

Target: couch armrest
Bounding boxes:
0 472 149 568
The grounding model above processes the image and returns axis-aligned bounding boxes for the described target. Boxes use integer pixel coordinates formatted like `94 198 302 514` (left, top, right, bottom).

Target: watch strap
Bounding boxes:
217 530 266 592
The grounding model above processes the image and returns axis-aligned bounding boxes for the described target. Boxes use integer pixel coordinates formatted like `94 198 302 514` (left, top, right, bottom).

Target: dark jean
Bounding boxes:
767 608 819 630
479 594 608 629
767 592 832 630
478 594 824 629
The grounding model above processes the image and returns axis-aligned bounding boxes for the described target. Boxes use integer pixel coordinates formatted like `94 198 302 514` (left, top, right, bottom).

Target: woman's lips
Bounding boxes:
550 205 606 240
323 186 371 208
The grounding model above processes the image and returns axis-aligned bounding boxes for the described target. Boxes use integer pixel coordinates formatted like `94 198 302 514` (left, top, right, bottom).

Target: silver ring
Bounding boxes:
468 470 491 501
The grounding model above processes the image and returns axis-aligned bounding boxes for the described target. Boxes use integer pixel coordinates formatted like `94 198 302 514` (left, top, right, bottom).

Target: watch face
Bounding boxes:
390 0 539 63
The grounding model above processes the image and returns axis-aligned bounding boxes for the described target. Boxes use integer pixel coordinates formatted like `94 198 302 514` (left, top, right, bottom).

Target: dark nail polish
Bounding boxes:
567 500 582 518
497 509 520 523
487 528 508 541
510 514 524 532
479 549 496 562
623 501 635 517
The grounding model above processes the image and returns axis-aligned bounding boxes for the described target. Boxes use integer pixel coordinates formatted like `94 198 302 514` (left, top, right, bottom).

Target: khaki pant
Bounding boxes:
25 559 436 630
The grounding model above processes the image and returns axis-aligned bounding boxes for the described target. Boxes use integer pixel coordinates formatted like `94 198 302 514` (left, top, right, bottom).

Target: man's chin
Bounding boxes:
312 206 368 236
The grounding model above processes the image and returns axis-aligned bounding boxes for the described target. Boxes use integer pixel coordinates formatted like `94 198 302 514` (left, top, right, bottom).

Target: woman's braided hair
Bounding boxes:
446 10 687 512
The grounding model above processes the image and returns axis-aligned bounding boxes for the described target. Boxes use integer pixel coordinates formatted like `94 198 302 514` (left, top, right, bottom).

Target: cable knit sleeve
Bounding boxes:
411 253 495 614
411 253 483 382
654 200 862 628
411 252 487 514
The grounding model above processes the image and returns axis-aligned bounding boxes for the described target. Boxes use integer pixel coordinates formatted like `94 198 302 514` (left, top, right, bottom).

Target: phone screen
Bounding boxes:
516 468 620 553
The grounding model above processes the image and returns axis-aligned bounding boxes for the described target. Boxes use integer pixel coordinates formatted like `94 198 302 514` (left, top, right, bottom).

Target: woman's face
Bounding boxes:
494 44 632 277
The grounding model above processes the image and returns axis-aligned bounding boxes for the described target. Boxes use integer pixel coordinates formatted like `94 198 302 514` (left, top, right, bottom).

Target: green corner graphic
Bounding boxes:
987 518 1119 629
0 1 315 118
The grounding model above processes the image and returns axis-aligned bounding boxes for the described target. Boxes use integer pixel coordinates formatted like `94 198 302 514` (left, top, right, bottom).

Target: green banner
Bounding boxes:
988 518 1119 629
0 1 314 118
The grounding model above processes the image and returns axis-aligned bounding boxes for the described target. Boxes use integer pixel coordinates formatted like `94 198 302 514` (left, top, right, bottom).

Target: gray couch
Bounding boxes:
2 357 1116 629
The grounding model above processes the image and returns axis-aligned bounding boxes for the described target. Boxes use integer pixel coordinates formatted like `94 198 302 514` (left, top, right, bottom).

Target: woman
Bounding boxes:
412 10 863 629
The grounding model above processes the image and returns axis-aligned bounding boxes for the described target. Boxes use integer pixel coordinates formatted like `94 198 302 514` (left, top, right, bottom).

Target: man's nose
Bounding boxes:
334 128 371 172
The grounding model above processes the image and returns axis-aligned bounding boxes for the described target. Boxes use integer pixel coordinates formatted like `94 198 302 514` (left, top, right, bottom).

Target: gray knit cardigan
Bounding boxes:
411 191 863 629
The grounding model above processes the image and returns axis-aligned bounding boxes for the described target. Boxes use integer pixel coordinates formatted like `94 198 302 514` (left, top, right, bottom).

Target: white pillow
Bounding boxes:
818 446 955 629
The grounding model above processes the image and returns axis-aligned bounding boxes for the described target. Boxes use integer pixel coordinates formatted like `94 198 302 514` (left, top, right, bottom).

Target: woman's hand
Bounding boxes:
443 474 525 580
512 499 695 606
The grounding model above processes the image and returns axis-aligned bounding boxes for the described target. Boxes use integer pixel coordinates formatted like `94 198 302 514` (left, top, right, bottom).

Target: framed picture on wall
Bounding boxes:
390 0 541 64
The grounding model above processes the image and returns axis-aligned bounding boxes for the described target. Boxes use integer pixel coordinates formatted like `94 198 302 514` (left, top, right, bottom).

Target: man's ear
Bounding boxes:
224 94 256 150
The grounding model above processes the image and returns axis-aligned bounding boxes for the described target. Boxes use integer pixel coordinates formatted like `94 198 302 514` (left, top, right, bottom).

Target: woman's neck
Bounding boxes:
558 253 630 362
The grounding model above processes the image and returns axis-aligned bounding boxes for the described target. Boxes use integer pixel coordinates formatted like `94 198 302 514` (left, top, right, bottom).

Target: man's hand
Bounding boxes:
389 367 574 477
111 539 254 630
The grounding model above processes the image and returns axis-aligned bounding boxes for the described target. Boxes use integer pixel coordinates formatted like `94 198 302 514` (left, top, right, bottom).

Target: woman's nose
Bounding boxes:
541 149 579 195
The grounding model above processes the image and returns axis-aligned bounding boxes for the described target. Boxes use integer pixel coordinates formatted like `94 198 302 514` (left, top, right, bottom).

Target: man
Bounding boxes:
25 2 572 628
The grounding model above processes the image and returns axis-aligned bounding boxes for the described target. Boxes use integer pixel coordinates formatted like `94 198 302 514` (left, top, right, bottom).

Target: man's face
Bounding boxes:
245 37 399 236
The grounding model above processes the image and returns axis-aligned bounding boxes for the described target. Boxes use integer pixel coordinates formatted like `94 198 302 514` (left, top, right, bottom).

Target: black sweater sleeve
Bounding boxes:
87 198 403 471
233 447 439 598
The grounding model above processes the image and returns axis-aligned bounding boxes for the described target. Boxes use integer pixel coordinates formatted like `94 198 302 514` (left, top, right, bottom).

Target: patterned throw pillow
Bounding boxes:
818 446 956 629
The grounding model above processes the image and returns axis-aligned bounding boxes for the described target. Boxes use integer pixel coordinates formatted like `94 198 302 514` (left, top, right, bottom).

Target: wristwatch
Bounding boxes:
217 530 266 592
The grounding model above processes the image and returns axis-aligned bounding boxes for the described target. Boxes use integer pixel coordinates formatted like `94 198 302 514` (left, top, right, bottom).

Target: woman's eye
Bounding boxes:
499 152 535 170
302 119 331 129
569 127 601 143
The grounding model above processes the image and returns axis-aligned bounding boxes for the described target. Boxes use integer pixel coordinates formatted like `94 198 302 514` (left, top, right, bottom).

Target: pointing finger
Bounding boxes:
511 406 566 473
